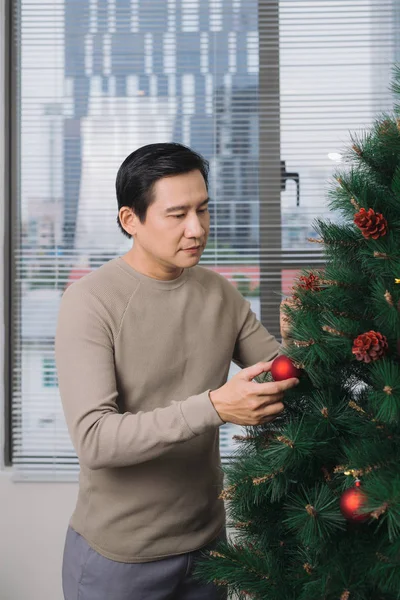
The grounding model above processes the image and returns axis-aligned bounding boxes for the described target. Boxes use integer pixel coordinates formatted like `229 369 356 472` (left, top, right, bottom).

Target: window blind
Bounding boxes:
8 0 399 477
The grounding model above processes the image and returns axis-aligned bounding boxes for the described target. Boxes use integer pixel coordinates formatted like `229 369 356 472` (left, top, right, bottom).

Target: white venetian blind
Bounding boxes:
9 0 399 477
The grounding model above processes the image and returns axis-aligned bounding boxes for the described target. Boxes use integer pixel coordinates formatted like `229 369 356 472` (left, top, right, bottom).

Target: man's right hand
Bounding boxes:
209 361 299 426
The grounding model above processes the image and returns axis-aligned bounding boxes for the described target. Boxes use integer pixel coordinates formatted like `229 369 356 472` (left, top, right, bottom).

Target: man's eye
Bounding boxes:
173 209 208 219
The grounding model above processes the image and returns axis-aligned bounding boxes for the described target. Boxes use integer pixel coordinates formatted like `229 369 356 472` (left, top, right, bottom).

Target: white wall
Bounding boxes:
0 477 78 600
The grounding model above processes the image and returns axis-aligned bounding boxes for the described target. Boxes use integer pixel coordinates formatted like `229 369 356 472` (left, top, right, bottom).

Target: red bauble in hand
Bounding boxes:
340 482 369 522
270 355 302 381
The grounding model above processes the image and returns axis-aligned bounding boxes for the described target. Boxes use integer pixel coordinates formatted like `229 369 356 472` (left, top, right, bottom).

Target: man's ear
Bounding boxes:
119 207 137 237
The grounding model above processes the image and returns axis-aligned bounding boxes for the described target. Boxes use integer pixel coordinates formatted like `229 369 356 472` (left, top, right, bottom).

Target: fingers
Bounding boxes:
258 393 285 406
251 377 299 396
259 402 285 423
278 377 300 391
242 360 274 382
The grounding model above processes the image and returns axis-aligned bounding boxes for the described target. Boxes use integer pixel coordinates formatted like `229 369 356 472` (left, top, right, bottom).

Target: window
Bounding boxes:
7 0 399 476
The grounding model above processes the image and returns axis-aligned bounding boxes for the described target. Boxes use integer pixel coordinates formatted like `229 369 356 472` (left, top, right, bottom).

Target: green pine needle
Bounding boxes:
283 484 346 546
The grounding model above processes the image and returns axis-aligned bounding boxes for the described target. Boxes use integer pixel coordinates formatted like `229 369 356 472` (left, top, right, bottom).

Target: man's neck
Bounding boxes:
121 250 184 281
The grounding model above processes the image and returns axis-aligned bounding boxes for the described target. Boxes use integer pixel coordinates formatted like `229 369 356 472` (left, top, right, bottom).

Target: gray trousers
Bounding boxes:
62 526 228 600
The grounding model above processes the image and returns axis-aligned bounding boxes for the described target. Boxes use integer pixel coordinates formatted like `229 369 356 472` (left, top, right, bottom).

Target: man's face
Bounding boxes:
123 169 210 278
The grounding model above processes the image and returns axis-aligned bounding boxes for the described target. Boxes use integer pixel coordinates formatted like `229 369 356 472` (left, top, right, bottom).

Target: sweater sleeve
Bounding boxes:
232 299 283 369
55 284 224 470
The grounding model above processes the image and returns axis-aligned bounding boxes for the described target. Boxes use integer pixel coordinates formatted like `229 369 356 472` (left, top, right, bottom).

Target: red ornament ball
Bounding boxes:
270 355 302 381
340 484 369 521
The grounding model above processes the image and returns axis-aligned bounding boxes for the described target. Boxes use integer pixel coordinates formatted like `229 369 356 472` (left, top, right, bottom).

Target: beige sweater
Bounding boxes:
55 257 281 562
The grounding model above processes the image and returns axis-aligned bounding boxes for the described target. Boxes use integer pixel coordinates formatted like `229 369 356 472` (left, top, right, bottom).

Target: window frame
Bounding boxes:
4 0 15 467
259 1 324 339
259 0 282 338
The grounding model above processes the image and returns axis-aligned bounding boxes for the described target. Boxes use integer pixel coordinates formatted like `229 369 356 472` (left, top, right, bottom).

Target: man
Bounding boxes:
55 142 299 600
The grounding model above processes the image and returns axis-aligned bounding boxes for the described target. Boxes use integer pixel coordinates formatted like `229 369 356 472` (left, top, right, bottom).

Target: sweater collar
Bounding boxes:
115 257 190 290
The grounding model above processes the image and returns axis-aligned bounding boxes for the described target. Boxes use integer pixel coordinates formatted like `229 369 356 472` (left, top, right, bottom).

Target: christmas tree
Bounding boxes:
195 68 400 600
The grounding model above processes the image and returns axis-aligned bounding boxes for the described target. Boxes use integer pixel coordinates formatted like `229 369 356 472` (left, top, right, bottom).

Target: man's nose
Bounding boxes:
185 214 206 238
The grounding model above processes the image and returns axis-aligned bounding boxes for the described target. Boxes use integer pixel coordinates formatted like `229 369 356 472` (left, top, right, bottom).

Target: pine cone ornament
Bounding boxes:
298 272 322 291
353 207 387 239
352 330 388 363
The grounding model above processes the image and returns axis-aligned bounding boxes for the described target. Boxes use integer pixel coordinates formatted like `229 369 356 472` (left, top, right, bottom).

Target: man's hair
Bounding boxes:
116 142 209 238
